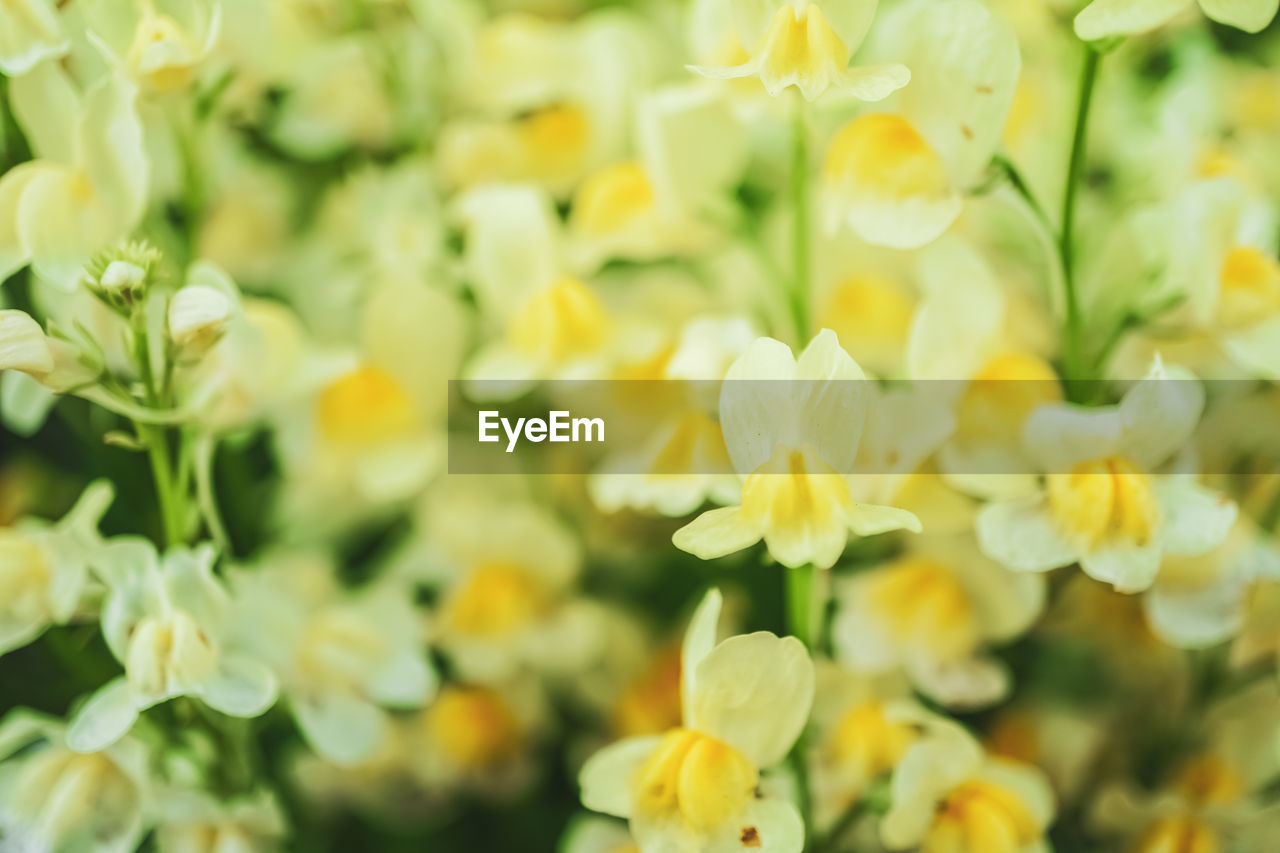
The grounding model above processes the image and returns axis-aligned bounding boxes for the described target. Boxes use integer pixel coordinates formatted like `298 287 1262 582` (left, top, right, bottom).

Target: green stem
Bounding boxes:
133 324 187 547
786 563 820 648
1059 45 1102 393
789 99 811 345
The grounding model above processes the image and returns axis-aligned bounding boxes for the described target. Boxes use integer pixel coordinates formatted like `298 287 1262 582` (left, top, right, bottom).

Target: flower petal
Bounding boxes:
199 655 278 718
1074 0 1189 40
1198 0 1279 31
579 735 663 818
1080 542 1163 593
976 499 1077 573
67 677 139 753
673 506 763 561
688 632 814 768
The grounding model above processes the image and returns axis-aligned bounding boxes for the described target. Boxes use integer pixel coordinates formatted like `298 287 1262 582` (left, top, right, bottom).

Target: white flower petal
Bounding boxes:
1144 574 1248 649
683 587 723 722
673 506 763 561
847 502 922 536
1118 364 1203 470
1023 404 1122 473
292 692 387 766
1074 0 1189 40
1198 0 1279 31
579 735 662 818
1080 542 1163 593
976 499 1078 574
67 678 139 753
199 656 278 718
1156 480 1236 557
688 632 814 768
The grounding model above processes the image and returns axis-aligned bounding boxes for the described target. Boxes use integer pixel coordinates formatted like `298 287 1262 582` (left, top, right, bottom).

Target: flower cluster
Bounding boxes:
2 0 1280 851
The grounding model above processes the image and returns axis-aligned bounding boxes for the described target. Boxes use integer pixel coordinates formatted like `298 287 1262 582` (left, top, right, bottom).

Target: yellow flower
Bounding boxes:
820 0 1019 249
881 725 1055 853
977 360 1236 593
690 0 909 102
0 64 147 287
580 589 814 853
833 535 1045 707
673 329 920 570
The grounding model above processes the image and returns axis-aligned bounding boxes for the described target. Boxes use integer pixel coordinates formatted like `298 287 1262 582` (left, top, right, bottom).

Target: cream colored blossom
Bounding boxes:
0 63 148 288
579 588 813 853
881 723 1055 852
0 709 151 853
977 360 1236 593
0 0 68 76
820 0 1020 249
690 0 909 102
67 542 278 753
673 329 920 570
0 481 112 656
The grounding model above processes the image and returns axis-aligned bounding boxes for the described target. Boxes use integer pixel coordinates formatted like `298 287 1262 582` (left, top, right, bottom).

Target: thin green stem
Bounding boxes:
786 563 820 648
133 323 187 547
1059 45 1102 393
789 99 811 346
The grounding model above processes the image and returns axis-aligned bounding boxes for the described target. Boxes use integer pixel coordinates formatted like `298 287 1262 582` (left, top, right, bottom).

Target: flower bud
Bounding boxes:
83 241 162 313
167 284 231 357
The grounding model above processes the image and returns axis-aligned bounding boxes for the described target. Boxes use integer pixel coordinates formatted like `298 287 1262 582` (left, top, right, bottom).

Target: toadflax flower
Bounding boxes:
67 541 278 753
0 480 112 656
820 0 1021 249
673 329 920 570
579 588 814 853
881 722 1056 852
977 360 1237 593
689 0 910 102
0 708 151 853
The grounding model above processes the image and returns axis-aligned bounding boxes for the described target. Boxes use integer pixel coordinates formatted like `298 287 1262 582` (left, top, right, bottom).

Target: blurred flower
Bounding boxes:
0 709 151 853
881 723 1055 852
0 0 67 76
690 0 909 102
0 481 112 657
67 541 278 753
0 63 148 288
153 788 287 853
228 552 436 766
820 0 1020 249
833 533 1045 708
579 588 814 853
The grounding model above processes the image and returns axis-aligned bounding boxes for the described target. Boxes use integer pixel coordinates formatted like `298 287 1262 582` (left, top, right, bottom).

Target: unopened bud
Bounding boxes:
168 285 231 356
83 241 162 313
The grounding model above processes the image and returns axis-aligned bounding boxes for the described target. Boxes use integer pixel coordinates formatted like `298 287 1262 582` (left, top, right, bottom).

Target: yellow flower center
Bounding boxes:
825 114 950 199
649 412 734 477
1172 754 1243 806
957 353 1062 447
507 277 609 362
819 275 915 372
571 162 656 237
424 686 523 769
316 366 416 445
924 778 1040 853
634 729 758 831
740 445 854 535
829 701 918 781
126 13 200 93
1047 456 1159 549
441 562 547 637
1217 246 1280 329
1133 816 1220 853
125 609 219 697
868 557 979 660
517 103 591 183
754 3 849 90
612 645 683 737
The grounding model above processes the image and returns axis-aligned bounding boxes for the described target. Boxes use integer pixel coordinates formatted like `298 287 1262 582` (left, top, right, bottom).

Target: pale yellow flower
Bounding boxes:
820 0 1020 249
0 0 67 76
977 360 1236 593
673 329 920 570
579 589 813 853
881 724 1055 853
690 0 909 102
